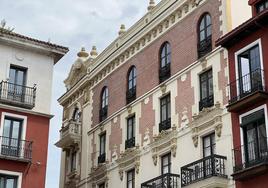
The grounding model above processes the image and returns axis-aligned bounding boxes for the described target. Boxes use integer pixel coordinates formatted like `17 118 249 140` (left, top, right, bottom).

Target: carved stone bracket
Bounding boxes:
89 164 108 185
151 127 178 166
190 104 223 147
116 146 141 181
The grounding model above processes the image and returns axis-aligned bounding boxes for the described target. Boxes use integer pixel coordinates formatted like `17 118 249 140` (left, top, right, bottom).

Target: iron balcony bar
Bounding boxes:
99 106 108 122
159 118 171 132
199 95 214 111
141 173 180 188
98 153 106 164
125 137 135 149
181 154 227 187
0 81 36 109
126 86 136 104
228 68 265 104
198 36 212 58
159 63 171 83
233 137 268 172
0 136 33 161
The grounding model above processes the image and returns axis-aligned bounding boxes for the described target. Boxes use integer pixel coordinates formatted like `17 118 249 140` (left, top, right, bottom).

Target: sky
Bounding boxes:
0 0 160 187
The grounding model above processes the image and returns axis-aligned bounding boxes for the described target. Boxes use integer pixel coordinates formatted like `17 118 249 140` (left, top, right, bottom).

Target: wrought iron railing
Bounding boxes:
159 64 171 83
0 136 32 161
181 155 227 187
126 86 136 104
159 118 171 132
98 153 106 164
233 137 268 172
229 68 265 104
125 137 135 149
141 173 180 188
199 95 214 111
198 37 212 58
0 81 36 109
99 106 108 122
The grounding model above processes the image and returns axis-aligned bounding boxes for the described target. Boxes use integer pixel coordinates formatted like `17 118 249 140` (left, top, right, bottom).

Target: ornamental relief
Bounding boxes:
151 126 178 166
116 146 141 181
190 102 223 147
89 164 108 185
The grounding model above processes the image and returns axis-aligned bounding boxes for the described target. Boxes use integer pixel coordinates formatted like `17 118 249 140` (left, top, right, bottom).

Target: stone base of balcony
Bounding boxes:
227 91 268 112
232 162 268 181
55 134 81 149
183 177 229 188
0 154 31 163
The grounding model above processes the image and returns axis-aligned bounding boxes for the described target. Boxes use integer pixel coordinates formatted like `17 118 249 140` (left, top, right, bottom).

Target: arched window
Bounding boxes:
100 87 108 122
198 13 212 58
72 107 81 122
159 42 171 83
126 66 137 104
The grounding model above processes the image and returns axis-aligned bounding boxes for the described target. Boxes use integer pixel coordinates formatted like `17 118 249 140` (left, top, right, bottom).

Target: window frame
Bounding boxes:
126 66 137 104
256 0 268 13
9 65 27 86
0 170 22 188
202 133 216 157
199 69 214 111
70 150 77 172
100 87 109 122
161 153 171 175
99 133 106 155
125 116 136 149
159 94 171 132
159 42 171 83
126 169 135 188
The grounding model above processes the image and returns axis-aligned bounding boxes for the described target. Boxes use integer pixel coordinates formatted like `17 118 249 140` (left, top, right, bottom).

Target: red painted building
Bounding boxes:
0 29 68 188
217 0 268 187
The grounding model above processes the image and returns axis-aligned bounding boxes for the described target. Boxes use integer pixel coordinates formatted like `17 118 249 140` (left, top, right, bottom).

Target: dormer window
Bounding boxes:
256 0 268 13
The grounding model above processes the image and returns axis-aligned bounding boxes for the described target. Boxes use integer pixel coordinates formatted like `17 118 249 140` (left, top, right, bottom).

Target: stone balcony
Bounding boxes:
55 120 81 149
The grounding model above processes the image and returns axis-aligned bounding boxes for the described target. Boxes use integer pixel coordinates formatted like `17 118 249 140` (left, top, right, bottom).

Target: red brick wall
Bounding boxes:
91 0 222 127
109 115 122 160
0 108 50 188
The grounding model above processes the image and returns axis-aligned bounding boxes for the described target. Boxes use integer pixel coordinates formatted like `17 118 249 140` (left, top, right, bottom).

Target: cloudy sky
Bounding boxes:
0 0 161 187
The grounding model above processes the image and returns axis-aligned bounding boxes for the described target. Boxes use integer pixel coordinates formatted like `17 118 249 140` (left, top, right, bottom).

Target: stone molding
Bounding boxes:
89 164 108 186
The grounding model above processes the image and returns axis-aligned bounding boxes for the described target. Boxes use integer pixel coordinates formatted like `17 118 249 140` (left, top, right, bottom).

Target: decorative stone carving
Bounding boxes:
143 128 151 146
89 164 108 185
201 59 207 70
119 170 123 181
160 84 167 94
190 104 223 147
183 4 189 13
112 145 118 162
127 106 132 114
181 107 189 127
147 0 155 11
151 127 178 165
144 97 150 105
177 9 182 18
118 24 126 35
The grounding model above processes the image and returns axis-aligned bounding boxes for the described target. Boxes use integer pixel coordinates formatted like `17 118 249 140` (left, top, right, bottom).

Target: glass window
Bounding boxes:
256 0 268 13
199 69 213 111
127 116 135 140
203 133 215 157
72 107 80 122
198 13 212 58
9 66 27 86
98 183 105 188
128 66 137 90
0 174 18 188
127 169 135 188
101 87 108 109
160 94 171 123
160 42 171 68
70 151 77 172
100 133 106 155
161 153 171 175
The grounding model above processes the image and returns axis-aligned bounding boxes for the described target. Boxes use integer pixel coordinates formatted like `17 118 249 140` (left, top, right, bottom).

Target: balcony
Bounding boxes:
233 137 268 180
125 137 135 149
199 95 214 111
55 120 81 149
141 173 180 188
99 106 108 122
0 136 32 162
181 155 228 187
126 86 136 104
98 153 106 164
198 37 212 59
0 81 36 109
159 64 171 83
159 118 171 132
227 69 268 112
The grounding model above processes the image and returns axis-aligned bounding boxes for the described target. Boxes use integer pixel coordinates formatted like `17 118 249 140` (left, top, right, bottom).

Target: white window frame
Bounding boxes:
0 169 22 188
239 104 268 163
0 112 28 157
234 39 264 98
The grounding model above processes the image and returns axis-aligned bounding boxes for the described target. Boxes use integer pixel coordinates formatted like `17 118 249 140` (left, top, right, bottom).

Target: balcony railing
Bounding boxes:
99 106 108 122
98 153 106 164
233 137 268 173
141 173 180 188
199 95 214 111
0 81 36 109
229 68 265 104
125 137 135 149
181 155 227 187
126 86 136 104
198 37 212 58
159 118 171 132
0 136 32 162
159 64 171 83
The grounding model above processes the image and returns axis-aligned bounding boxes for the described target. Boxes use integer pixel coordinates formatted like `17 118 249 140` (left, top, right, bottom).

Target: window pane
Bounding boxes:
9 69 16 84
206 25 212 37
3 119 11 137
200 18 205 30
250 46 261 71
6 179 15 188
206 14 211 25
200 31 205 41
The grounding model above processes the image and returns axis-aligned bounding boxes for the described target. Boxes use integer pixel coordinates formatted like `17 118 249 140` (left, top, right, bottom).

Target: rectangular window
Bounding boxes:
203 133 215 157
98 183 105 188
0 174 18 188
9 66 27 86
98 133 106 164
125 116 135 149
237 45 262 97
241 109 267 164
256 0 268 13
70 151 77 172
159 94 171 132
1 117 23 158
161 153 171 175
127 169 135 188
199 69 213 111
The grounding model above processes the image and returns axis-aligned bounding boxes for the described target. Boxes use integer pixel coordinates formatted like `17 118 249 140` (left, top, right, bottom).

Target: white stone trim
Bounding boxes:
0 169 22 188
